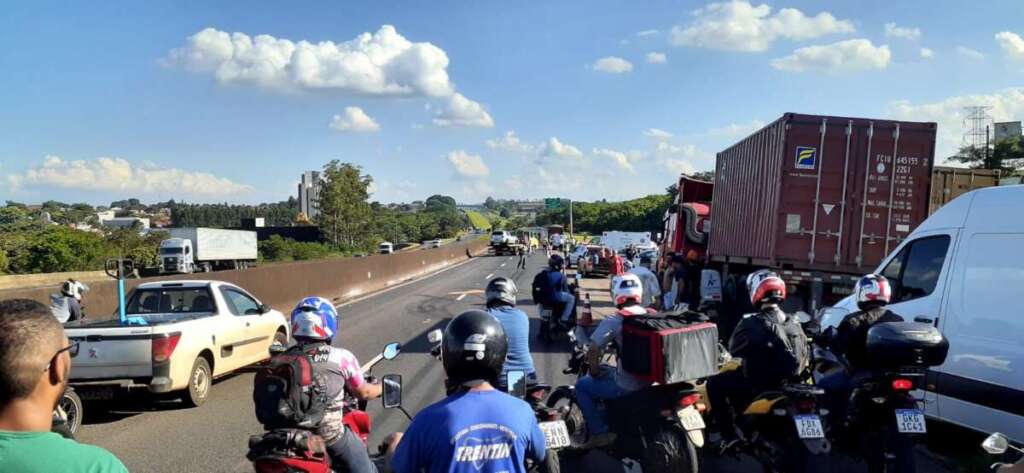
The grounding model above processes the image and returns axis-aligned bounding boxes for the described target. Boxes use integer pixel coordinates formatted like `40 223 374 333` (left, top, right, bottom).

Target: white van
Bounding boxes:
821 185 1024 442
379 242 394 254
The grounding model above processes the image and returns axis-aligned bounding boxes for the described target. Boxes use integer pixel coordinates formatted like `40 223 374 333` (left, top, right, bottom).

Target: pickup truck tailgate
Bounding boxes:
67 326 156 380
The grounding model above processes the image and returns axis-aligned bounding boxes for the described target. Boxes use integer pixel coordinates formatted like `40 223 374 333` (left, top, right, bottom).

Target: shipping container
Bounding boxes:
709 113 936 276
929 166 1002 214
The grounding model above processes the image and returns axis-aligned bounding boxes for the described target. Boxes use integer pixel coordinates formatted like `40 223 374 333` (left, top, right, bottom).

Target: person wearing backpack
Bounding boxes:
573 273 653 449
257 297 383 473
531 255 573 330
706 270 809 454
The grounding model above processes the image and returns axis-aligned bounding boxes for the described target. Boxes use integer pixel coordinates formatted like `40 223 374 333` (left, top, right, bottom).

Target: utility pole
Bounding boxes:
568 199 574 240
985 125 992 169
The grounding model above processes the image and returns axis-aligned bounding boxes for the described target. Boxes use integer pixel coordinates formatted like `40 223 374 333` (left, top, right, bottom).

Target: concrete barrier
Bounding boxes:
0 271 109 291
0 238 489 319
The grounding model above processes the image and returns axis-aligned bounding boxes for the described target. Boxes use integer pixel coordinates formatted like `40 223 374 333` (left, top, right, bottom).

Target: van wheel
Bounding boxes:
180 357 211 407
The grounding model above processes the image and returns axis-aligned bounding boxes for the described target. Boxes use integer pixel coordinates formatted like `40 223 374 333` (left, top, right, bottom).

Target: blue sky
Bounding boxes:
2 1 1023 205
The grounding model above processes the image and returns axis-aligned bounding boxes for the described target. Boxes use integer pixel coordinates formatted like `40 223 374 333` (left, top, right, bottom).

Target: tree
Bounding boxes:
499 207 511 218
316 161 373 247
950 138 1024 173
483 196 497 210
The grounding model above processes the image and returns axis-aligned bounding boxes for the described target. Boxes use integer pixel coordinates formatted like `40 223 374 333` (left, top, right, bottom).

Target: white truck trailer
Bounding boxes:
159 228 258 274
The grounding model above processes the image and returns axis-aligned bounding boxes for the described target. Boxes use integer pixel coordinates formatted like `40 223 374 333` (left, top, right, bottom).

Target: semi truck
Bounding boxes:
159 228 258 274
661 113 938 313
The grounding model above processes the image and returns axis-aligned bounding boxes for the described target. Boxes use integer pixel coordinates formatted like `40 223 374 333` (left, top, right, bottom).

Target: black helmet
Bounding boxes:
442 310 508 386
485 277 517 307
548 254 564 270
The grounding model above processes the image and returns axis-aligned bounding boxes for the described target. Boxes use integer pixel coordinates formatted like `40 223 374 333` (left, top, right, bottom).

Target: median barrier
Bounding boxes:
0 238 489 319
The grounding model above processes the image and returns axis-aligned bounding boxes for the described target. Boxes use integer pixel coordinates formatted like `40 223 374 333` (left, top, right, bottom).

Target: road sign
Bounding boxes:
545 198 563 209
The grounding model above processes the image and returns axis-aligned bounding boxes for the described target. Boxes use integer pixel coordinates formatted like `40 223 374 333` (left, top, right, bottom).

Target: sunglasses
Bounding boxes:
43 342 80 372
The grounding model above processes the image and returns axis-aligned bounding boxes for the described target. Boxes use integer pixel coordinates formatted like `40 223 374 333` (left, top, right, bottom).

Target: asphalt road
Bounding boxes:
75 251 959 472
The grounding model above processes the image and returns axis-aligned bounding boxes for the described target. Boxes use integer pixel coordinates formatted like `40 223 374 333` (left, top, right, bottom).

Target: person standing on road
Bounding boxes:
389 310 549 473
288 297 382 473
484 278 537 389
0 299 128 473
629 255 662 309
517 245 528 270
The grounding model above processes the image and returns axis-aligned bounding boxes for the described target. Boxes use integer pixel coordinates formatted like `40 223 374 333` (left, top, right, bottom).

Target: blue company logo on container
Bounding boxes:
795 146 817 170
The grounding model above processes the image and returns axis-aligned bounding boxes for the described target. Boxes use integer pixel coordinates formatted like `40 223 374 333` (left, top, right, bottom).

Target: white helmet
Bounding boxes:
612 273 644 307
61 280 89 300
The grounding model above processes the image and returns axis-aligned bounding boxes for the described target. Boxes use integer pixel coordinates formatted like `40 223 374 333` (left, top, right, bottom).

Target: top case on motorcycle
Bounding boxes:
620 313 720 384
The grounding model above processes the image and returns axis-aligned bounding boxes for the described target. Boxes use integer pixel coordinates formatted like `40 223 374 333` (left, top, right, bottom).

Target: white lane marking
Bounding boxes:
485 273 494 280
500 263 506 267
422 318 432 324
456 293 467 301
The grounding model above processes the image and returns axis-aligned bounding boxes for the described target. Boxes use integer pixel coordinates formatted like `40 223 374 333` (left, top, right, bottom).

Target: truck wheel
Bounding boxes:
180 357 211 407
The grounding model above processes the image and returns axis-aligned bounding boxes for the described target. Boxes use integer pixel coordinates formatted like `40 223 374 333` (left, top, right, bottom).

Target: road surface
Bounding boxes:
75 251 958 472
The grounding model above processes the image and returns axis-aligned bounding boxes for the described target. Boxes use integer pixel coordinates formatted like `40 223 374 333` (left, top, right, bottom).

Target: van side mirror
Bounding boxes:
382 374 402 408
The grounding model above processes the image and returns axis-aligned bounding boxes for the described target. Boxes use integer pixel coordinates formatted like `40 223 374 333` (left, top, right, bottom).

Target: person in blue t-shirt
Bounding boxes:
484 277 537 390
390 310 548 473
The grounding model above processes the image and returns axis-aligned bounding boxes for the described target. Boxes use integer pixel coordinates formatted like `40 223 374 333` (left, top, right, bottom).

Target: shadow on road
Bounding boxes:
80 372 248 426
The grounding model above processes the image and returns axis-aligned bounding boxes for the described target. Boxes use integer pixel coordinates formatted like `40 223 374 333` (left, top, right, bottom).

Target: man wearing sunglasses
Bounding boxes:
0 299 127 472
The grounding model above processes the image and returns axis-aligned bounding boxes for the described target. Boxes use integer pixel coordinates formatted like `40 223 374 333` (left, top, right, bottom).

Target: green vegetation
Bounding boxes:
951 137 1024 173
536 194 672 235
170 198 299 227
464 210 491 230
258 235 336 262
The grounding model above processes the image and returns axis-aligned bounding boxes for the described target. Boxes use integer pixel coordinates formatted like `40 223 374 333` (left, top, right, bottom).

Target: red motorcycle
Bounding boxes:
248 342 402 473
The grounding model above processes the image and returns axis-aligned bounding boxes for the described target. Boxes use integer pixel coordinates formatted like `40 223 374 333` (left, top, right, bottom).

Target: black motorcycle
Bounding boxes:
538 280 579 343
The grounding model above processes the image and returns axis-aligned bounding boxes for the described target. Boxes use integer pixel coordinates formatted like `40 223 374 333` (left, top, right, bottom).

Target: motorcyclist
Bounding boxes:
817 274 904 424
50 279 89 323
574 273 652 449
485 278 537 390
534 255 574 330
706 270 809 452
628 255 662 309
389 310 548 472
288 297 382 473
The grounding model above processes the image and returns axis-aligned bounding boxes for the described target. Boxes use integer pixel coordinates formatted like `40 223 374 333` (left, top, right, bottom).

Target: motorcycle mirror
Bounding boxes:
269 343 287 357
507 370 527 398
427 329 443 344
382 342 401 360
382 374 403 409
983 433 1010 455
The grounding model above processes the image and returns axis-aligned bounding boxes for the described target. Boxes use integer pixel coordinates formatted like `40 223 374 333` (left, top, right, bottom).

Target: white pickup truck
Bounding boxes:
65 280 289 407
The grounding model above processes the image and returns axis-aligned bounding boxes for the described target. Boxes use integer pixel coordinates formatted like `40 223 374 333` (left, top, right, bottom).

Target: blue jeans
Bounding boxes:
554 291 574 324
576 368 631 436
326 428 377 473
818 370 856 427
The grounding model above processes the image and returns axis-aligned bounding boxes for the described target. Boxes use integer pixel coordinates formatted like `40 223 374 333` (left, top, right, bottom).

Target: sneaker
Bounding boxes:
576 432 617 450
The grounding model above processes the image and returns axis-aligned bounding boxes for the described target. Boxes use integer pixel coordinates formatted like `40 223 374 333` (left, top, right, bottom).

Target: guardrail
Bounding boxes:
0 238 489 319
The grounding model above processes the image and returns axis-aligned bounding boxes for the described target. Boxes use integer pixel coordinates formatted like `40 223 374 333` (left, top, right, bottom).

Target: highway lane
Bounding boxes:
76 250 565 473
75 249 956 472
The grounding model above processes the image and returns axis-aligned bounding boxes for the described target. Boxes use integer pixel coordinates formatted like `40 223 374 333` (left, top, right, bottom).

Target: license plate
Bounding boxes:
793 414 825 439
895 409 927 434
77 386 115 400
539 421 571 449
677 407 706 431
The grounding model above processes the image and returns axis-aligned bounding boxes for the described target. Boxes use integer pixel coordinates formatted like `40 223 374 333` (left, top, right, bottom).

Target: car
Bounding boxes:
820 185 1024 443
567 245 589 268
65 280 289 407
431 239 442 248
578 246 613 277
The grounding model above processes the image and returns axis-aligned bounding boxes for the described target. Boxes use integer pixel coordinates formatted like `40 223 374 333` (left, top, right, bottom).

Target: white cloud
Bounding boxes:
592 56 634 74
329 106 380 133
646 52 668 64
592 148 644 173
446 150 490 178
702 120 766 139
996 31 1024 61
7 156 252 196
956 46 985 61
886 88 1024 160
164 25 454 97
486 130 535 153
771 39 891 73
637 29 660 37
670 1 854 52
884 23 921 41
540 137 583 160
654 141 714 175
432 93 495 128
920 47 935 59
644 128 674 140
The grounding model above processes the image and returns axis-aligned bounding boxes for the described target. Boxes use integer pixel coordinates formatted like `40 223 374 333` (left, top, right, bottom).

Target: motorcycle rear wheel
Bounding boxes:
641 428 699 473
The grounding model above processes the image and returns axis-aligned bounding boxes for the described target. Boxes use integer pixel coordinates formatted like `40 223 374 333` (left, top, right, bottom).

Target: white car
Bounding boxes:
821 185 1024 442
66 280 289 407
567 245 589 268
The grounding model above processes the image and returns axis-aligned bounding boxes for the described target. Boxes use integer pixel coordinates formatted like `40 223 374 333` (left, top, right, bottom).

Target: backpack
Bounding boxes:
253 344 331 430
761 315 810 379
532 270 553 306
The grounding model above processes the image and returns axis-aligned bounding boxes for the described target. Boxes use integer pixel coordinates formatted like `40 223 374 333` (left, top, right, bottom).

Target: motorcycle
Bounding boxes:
538 277 579 343
506 370 564 473
982 432 1024 472
703 357 830 473
53 387 83 438
547 329 703 473
247 341 403 473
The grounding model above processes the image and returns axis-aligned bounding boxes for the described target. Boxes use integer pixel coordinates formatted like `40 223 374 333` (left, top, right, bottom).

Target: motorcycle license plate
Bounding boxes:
539 421 571 449
895 409 927 434
793 415 825 439
677 407 706 431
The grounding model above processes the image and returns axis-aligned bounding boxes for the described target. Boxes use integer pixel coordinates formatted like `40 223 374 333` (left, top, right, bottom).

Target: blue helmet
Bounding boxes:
290 296 338 341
